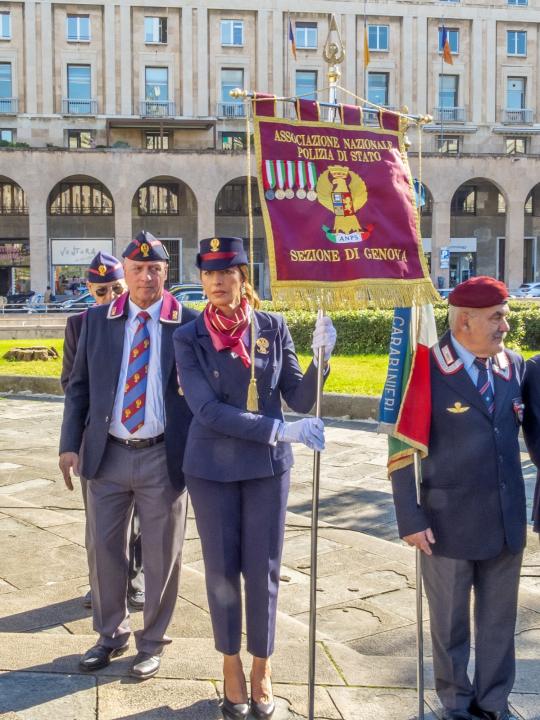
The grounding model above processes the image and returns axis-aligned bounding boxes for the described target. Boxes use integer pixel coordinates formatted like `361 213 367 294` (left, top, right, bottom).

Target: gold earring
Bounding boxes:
241 284 246 296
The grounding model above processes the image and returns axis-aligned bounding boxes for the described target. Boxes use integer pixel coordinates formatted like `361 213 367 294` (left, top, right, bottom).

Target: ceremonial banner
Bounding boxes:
253 101 438 308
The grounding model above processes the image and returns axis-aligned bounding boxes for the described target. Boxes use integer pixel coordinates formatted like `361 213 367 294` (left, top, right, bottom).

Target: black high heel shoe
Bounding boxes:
250 678 275 719
221 681 250 720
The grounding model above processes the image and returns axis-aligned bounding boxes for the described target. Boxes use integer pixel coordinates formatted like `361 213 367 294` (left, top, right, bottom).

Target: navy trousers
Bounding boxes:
186 471 290 657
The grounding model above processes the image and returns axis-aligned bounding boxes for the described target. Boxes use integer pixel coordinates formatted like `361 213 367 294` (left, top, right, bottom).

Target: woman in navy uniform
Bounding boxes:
173 237 336 720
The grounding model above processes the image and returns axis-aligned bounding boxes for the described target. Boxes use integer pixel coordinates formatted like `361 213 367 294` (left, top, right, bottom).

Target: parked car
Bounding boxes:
171 286 206 304
438 288 452 300
510 282 540 298
58 291 96 312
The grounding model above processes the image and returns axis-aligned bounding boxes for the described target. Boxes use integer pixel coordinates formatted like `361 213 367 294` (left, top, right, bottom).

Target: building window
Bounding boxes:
67 130 94 149
216 179 261 216
0 128 14 143
221 68 244 102
220 132 247 150
66 15 90 42
138 183 179 215
144 17 167 44
49 182 113 215
506 136 527 154
508 0 527 6
0 12 11 40
221 19 244 46
145 67 169 101
507 30 526 56
0 63 12 99
497 193 506 214
451 186 476 215
295 70 317 99
438 27 459 54
0 182 27 215
437 135 460 154
367 72 389 106
295 22 317 49
507 77 526 109
439 74 458 108
145 131 171 150
525 194 533 215
67 65 91 108
368 25 389 51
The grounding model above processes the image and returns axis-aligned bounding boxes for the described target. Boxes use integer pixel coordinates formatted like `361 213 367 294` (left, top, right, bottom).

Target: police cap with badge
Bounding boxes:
86 251 124 283
122 230 169 262
196 237 248 271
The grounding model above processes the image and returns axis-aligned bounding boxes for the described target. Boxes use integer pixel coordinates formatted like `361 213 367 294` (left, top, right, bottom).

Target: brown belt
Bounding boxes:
107 433 165 450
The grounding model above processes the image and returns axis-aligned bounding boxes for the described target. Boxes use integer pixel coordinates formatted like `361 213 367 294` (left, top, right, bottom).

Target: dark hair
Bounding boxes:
238 265 261 309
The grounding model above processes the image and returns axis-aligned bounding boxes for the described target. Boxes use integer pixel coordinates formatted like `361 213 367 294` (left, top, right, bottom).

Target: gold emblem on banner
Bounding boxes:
256 337 270 355
447 402 470 414
210 238 220 252
316 165 367 235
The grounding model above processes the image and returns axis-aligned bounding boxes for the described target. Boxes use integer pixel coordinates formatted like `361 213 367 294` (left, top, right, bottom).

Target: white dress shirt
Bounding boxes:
109 297 164 439
450 333 494 392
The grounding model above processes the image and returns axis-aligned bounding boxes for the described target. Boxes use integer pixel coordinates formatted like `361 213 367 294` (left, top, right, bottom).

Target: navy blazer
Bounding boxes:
59 290 197 491
521 354 540 532
391 331 527 560
60 311 86 392
173 311 322 482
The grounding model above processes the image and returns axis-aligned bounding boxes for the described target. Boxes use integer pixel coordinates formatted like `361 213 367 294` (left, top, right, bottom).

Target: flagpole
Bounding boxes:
363 0 368 100
411 307 425 720
440 18 445 148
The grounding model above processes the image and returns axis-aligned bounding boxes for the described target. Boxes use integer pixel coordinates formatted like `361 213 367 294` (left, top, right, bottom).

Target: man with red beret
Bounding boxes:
391 276 526 720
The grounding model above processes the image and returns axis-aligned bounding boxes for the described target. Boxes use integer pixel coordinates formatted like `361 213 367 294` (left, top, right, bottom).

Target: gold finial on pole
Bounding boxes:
323 14 345 110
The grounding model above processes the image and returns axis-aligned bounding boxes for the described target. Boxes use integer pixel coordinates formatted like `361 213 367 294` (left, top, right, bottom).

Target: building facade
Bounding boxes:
1 0 540 295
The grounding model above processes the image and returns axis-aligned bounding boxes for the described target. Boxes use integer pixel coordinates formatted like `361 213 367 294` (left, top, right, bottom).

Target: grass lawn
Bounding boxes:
1 339 538 395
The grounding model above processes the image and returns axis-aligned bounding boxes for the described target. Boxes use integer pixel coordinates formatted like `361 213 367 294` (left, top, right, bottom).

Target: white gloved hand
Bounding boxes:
311 316 337 365
277 417 325 452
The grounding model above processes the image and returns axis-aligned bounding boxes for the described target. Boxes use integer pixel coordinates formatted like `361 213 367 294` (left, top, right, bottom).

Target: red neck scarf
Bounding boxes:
203 297 251 367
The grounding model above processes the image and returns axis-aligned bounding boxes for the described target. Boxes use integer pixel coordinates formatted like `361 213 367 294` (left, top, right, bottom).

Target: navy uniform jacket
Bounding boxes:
60 311 86 391
391 331 527 560
59 290 197 491
173 311 323 482
521 355 540 532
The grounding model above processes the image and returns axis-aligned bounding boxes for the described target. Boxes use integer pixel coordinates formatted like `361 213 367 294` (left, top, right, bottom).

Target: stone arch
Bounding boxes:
131 175 198 285
0 175 30 295
523 182 540 282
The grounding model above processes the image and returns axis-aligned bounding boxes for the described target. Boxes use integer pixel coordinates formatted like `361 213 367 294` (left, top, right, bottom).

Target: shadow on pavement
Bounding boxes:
0 596 91 632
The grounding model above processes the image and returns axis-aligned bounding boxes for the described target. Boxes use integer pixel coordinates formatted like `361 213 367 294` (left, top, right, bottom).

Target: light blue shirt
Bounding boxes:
109 298 164 439
450 333 494 392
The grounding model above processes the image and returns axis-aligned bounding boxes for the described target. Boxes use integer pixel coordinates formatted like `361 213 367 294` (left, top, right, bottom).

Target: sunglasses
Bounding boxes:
95 284 124 298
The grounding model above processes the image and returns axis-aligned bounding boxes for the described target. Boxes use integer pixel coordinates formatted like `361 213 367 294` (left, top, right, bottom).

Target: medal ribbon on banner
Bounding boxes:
275 160 286 200
263 160 277 201
296 162 307 199
306 162 318 202
285 161 296 199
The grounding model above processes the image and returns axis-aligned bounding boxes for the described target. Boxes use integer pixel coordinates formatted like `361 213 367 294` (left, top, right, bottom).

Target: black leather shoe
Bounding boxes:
128 651 161 680
79 643 128 671
221 683 250 720
250 695 275 719
127 589 145 609
442 711 476 720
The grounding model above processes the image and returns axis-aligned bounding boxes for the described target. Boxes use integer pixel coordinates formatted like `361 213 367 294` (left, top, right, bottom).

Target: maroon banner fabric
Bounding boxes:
295 98 320 121
253 93 277 117
339 104 363 126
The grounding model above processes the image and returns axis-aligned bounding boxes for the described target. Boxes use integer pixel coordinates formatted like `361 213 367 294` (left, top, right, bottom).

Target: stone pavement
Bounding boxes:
0 395 539 720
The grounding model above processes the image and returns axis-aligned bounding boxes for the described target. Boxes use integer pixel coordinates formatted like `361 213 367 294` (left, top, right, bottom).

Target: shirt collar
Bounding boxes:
128 297 163 324
450 333 478 372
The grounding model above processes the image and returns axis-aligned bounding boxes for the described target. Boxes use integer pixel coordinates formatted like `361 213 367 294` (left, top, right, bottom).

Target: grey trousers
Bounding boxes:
422 547 523 713
86 440 187 654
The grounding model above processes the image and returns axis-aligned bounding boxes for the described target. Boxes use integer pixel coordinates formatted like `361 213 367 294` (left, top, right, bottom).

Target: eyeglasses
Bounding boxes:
95 284 125 298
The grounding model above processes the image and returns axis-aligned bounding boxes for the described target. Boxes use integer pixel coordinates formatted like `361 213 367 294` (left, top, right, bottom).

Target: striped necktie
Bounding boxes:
474 357 494 414
122 311 151 434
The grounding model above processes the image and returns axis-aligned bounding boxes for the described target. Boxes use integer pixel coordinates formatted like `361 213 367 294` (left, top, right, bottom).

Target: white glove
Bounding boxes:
277 417 325 452
311 316 336 364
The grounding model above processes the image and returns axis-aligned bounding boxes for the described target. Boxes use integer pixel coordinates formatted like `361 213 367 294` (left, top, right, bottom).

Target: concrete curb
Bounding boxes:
0 375 381 419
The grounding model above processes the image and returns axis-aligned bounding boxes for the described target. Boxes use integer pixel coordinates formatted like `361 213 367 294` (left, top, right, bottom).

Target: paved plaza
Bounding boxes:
0 395 539 720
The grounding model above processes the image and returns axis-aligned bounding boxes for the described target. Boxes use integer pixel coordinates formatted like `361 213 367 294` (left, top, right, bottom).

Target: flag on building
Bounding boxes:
380 304 439 474
441 26 453 65
289 19 297 60
363 26 371 67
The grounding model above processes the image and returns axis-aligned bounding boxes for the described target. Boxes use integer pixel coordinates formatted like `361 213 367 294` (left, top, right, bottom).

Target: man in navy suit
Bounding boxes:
391 277 526 720
59 232 197 680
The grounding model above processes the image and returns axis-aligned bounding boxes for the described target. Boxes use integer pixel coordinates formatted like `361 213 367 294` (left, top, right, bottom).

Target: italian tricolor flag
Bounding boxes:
384 304 438 474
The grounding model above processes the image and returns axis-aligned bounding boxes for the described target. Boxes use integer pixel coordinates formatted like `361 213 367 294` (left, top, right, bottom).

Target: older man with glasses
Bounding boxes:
60 251 145 612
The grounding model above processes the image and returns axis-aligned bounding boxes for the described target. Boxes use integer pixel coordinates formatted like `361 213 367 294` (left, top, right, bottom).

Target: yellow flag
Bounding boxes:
364 26 370 66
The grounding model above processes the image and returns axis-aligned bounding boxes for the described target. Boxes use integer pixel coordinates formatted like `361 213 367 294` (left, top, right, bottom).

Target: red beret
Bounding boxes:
449 276 509 308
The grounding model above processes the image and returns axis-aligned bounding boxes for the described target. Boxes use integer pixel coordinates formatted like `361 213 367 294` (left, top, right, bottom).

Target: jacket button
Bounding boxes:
105 416 109 422
494 427 499 435
213 370 219 378
498 455 504 463
500 481 506 490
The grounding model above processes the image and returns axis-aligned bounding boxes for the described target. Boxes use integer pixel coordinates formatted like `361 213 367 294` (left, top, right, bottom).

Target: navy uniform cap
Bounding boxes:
86 251 124 283
196 237 248 271
122 231 169 262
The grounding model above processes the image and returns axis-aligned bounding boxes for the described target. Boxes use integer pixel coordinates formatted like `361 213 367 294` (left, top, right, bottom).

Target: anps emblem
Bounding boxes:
256 337 270 355
140 242 150 258
210 238 220 252
447 402 470 414
98 264 107 277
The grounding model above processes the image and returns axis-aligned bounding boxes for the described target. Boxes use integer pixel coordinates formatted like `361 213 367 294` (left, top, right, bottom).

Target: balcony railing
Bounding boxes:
434 106 466 122
216 102 246 118
140 100 176 117
0 98 18 114
501 108 534 124
62 98 98 115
